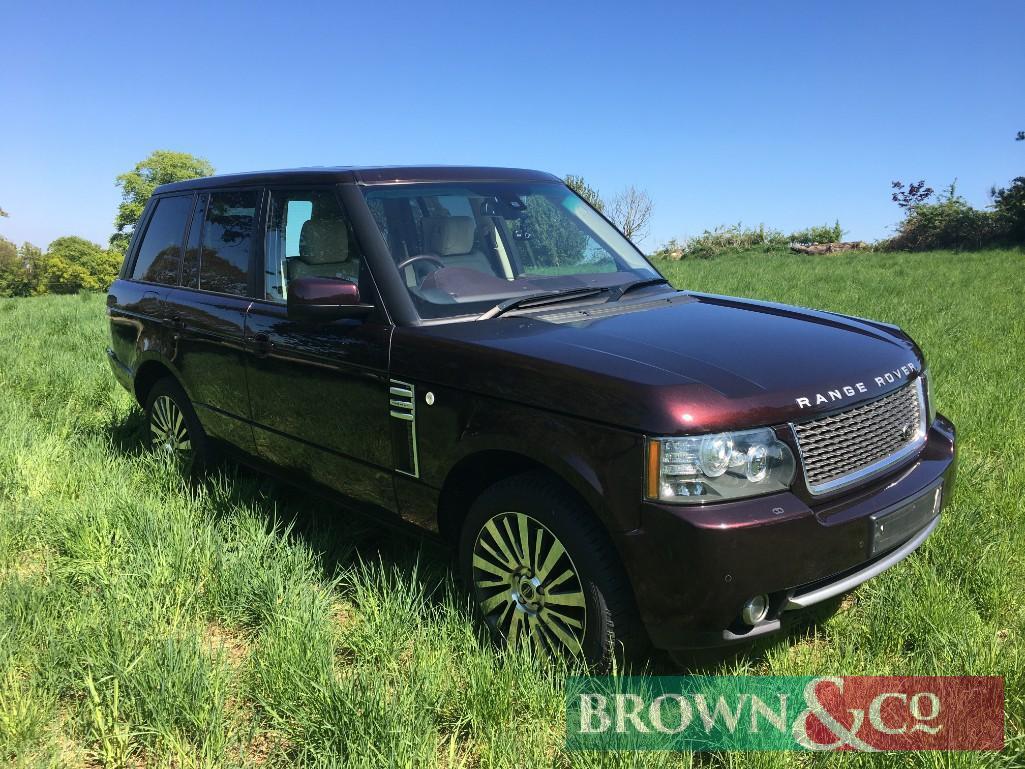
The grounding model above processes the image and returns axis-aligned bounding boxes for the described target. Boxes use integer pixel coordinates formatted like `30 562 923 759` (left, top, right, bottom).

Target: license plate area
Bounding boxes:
869 482 942 556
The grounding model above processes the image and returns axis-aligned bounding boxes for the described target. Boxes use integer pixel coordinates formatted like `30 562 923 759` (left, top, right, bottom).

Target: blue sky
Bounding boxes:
2 0 1022 251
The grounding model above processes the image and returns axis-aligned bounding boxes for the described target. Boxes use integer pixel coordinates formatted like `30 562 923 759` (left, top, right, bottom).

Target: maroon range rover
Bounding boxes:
106 166 956 665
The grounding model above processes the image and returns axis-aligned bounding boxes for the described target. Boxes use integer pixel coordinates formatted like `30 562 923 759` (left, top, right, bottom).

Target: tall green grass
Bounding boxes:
0 249 1022 767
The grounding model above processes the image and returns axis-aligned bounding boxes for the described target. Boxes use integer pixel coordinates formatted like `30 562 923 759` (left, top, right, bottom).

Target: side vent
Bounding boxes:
389 380 419 477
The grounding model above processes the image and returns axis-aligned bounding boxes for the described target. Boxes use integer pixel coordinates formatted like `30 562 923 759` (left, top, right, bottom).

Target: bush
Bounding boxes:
2 236 123 297
789 220 844 244
991 176 1025 245
0 237 120 297
658 223 788 259
37 237 121 294
650 221 847 260
885 183 1000 252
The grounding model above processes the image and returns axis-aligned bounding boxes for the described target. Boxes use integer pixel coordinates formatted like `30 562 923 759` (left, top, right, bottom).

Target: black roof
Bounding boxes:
153 165 561 195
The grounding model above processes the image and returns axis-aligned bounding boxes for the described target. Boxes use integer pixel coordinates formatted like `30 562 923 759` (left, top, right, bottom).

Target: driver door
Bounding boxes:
243 186 396 518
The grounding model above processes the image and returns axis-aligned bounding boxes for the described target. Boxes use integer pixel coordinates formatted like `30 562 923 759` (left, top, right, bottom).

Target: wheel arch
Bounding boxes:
447 449 651 662
132 357 183 408
436 446 612 546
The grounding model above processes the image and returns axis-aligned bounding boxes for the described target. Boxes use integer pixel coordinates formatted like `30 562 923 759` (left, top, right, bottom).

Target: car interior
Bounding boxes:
265 193 362 303
365 188 638 314
287 219 355 281
263 184 653 315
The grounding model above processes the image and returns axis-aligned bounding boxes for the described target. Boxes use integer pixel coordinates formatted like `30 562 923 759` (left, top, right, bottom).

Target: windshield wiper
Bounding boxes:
607 277 672 301
478 287 611 320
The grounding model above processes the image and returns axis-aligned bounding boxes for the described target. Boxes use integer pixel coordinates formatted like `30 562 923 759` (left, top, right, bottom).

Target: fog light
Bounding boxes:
741 594 769 625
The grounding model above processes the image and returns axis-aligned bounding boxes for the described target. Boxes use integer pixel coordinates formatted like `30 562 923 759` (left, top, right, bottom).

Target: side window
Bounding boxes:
130 195 192 284
182 193 207 290
263 189 362 303
199 190 259 296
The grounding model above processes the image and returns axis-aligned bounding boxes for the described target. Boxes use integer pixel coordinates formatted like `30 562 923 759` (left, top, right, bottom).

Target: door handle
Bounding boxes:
248 333 273 357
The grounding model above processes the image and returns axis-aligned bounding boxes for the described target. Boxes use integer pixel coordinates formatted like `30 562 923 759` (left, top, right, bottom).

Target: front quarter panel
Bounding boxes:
390 329 646 533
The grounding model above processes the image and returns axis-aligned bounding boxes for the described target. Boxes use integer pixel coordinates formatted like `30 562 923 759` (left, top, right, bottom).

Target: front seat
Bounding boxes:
422 216 494 274
286 219 356 281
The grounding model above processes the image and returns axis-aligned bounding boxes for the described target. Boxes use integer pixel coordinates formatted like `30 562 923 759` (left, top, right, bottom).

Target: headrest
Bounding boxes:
423 216 475 256
299 219 349 264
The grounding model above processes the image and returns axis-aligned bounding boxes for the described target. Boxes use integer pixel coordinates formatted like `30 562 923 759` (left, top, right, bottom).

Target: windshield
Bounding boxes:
362 182 662 320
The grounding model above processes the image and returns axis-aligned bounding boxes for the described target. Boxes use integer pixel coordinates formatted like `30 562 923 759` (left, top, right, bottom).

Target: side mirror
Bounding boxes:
287 277 374 322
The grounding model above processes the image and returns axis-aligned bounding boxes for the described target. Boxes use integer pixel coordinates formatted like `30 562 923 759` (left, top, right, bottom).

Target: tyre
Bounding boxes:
459 471 646 669
144 377 211 470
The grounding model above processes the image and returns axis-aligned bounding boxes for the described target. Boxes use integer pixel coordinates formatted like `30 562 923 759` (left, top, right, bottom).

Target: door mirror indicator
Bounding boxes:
286 277 374 321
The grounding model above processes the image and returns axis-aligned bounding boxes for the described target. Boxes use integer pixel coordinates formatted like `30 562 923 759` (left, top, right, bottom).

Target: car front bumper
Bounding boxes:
615 414 957 650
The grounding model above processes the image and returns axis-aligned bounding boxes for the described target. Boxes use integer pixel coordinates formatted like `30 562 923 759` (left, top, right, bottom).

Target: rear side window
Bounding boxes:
199 190 259 296
131 195 192 284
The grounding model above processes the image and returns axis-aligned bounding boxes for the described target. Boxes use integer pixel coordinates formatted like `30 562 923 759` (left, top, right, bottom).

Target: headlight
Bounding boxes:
646 427 796 503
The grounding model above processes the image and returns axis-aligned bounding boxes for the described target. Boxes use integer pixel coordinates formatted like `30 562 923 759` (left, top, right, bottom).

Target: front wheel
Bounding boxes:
459 472 645 669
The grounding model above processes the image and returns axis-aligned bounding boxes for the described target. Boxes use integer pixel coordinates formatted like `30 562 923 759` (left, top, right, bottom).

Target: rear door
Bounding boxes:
243 186 396 517
162 188 263 454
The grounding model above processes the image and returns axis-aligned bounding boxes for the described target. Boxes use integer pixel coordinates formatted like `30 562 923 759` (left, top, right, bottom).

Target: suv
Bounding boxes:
106 166 956 665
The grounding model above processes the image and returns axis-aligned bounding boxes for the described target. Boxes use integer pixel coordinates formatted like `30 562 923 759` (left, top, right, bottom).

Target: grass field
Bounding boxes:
0 248 1023 767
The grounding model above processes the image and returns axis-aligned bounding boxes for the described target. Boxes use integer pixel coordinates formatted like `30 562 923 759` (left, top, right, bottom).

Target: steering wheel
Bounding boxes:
395 254 446 271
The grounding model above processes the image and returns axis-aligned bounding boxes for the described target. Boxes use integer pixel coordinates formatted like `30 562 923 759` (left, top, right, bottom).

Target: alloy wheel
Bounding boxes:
150 394 191 455
471 512 587 657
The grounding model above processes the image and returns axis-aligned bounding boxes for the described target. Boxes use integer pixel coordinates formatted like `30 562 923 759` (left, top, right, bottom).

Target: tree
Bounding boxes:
38 236 120 293
891 180 934 211
565 174 655 242
0 237 19 294
991 177 1025 245
520 197 589 268
564 175 605 213
19 242 43 267
111 150 214 252
607 185 654 242
887 181 996 251
0 238 34 297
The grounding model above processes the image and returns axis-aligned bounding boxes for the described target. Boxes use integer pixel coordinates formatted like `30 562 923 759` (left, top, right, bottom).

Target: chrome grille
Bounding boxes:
792 380 926 495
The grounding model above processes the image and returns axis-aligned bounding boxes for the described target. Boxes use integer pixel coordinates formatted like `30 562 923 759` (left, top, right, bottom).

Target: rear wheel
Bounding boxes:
459 471 645 669
144 378 211 470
